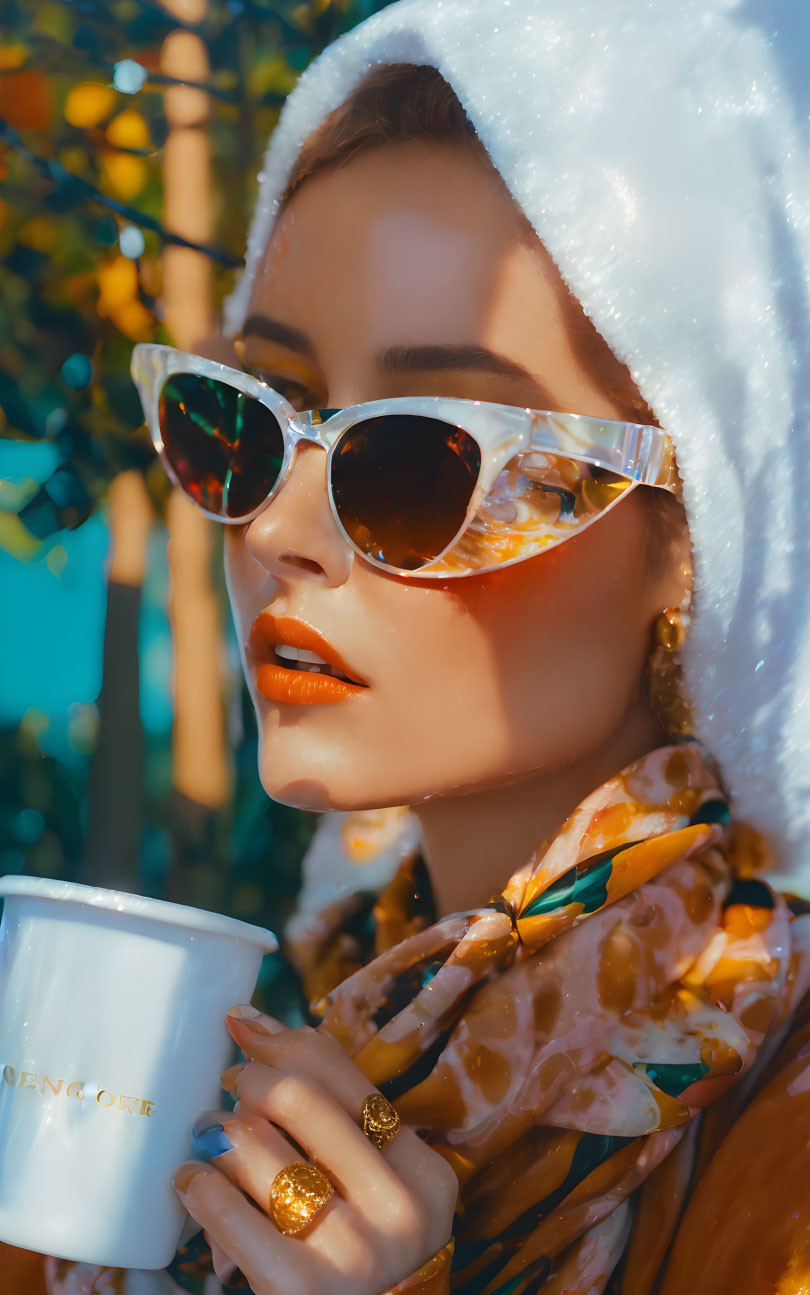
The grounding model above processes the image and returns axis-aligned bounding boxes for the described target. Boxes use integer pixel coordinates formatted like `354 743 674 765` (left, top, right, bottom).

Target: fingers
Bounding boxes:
191 1106 304 1212
178 1008 458 1293
224 1010 424 1174
43 1256 99 1295
223 1010 458 1219
173 1162 312 1295
205 1231 246 1289
225 1010 372 1119
174 1153 379 1295
186 1107 372 1267
231 1068 418 1230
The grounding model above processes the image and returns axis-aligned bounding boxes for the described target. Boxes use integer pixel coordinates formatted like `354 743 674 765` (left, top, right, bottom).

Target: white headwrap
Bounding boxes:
222 0 810 892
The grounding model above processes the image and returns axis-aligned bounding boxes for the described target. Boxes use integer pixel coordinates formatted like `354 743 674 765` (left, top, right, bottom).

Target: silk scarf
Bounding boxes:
150 741 810 1293
291 742 810 1293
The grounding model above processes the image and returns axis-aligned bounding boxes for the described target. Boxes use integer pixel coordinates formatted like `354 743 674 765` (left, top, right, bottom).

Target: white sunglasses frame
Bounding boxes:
130 342 679 579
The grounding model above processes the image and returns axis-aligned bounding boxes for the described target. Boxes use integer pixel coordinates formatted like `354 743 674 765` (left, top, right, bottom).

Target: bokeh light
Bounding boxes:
113 59 148 95
59 353 93 390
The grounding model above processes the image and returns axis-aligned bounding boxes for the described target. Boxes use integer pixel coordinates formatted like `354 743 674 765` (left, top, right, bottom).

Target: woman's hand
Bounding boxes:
42 1257 188 1295
171 1006 458 1295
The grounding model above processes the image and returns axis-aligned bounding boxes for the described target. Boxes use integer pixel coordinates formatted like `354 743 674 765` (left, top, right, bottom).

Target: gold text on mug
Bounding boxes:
1 1065 156 1116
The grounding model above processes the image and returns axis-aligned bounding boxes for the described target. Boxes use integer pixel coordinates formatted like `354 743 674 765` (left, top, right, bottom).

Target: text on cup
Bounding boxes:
1 1066 156 1116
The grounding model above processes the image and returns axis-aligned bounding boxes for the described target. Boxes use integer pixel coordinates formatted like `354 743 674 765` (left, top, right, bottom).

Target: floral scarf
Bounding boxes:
292 741 810 1293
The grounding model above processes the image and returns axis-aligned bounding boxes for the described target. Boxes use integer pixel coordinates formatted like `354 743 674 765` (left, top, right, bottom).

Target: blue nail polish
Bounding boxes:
190 1119 234 1160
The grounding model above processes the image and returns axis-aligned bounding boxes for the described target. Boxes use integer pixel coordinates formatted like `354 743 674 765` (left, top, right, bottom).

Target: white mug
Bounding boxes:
0 875 278 1270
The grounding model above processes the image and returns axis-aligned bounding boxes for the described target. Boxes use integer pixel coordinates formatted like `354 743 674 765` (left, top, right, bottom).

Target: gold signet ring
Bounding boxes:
268 1162 334 1236
361 1093 401 1150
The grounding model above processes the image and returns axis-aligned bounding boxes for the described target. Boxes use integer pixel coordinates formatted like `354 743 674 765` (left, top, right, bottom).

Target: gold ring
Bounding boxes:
361 1093 401 1150
268 1162 334 1236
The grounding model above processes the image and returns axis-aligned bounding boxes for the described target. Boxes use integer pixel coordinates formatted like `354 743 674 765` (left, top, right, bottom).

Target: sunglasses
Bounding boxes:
130 343 678 579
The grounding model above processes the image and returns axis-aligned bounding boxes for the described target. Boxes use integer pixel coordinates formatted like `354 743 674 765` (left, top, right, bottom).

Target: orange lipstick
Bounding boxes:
247 613 369 706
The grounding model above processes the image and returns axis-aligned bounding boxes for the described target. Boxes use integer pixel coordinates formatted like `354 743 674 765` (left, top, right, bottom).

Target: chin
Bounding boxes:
260 774 338 812
248 682 560 813
253 726 413 813
256 763 395 813
254 721 372 812
248 689 399 813
253 729 520 815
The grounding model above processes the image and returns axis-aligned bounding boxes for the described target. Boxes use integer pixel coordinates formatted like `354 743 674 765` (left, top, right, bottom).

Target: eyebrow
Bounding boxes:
240 314 562 408
241 313 317 359
378 344 561 408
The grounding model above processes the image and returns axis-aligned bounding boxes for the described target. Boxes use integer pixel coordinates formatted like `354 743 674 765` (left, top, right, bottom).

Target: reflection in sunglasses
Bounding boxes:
423 453 633 575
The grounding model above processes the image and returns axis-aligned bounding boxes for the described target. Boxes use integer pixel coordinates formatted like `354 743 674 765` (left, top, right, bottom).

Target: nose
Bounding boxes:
242 438 354 585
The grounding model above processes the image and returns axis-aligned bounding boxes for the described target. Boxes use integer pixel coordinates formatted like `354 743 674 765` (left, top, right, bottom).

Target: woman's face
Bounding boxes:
226 142 687 812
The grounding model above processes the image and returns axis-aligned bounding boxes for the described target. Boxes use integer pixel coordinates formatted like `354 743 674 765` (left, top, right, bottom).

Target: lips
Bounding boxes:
246 612 369 706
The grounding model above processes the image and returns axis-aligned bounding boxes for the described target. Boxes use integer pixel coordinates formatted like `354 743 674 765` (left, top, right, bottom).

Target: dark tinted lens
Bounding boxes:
330 415 481 570
158 373 285 519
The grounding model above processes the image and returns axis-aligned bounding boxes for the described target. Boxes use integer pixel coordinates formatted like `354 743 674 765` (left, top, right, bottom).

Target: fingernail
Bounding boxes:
232 1017 274 1037
226 1005 285 1034
190 1118 234 1161
173 1162 204 1194
227 1003 262 1020
220 1062 246 1093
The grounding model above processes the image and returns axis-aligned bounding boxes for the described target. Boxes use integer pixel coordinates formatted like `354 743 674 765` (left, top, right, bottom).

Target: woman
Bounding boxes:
46 0 810 1292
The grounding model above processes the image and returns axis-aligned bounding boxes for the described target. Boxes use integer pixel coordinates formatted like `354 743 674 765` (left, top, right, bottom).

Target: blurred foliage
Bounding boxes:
0 0 393 1016
0 0 391 543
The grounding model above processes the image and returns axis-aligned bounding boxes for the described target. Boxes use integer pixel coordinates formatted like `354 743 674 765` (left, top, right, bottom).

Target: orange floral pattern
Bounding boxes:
300 742 810 1293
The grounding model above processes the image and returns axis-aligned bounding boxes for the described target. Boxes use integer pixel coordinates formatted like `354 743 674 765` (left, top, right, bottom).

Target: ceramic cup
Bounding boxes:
0 875 278 1270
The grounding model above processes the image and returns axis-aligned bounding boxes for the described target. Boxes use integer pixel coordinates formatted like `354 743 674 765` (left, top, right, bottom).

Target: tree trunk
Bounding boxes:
84 469 152 890
159 0 231 906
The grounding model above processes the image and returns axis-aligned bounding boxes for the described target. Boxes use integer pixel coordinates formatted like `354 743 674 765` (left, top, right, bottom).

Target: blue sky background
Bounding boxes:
0 438 173 763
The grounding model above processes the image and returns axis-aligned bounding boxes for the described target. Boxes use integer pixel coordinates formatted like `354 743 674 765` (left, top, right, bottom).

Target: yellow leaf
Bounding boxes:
99 150 148 200
61 270 97 306
97 255 138 312
105 107 151 151
20 707 49 738
17 214 58 252
0 510 42 562
248 52 298 99
112 298 153 341
0 44 26 71
45 544 68 577
34 2 72 43
64 81 116 129
58 144 87 173
0 477 39 511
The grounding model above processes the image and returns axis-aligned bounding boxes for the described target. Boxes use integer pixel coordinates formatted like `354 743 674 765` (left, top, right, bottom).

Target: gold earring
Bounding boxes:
644 607 694 739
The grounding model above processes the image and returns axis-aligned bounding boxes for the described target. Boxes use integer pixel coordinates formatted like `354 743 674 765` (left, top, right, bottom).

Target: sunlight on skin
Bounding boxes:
224 141 691 915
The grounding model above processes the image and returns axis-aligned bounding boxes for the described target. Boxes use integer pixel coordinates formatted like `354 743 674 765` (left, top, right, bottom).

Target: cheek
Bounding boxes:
223 528 262 627
451 540 606 657
447 513 654 753
465 500 652 653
